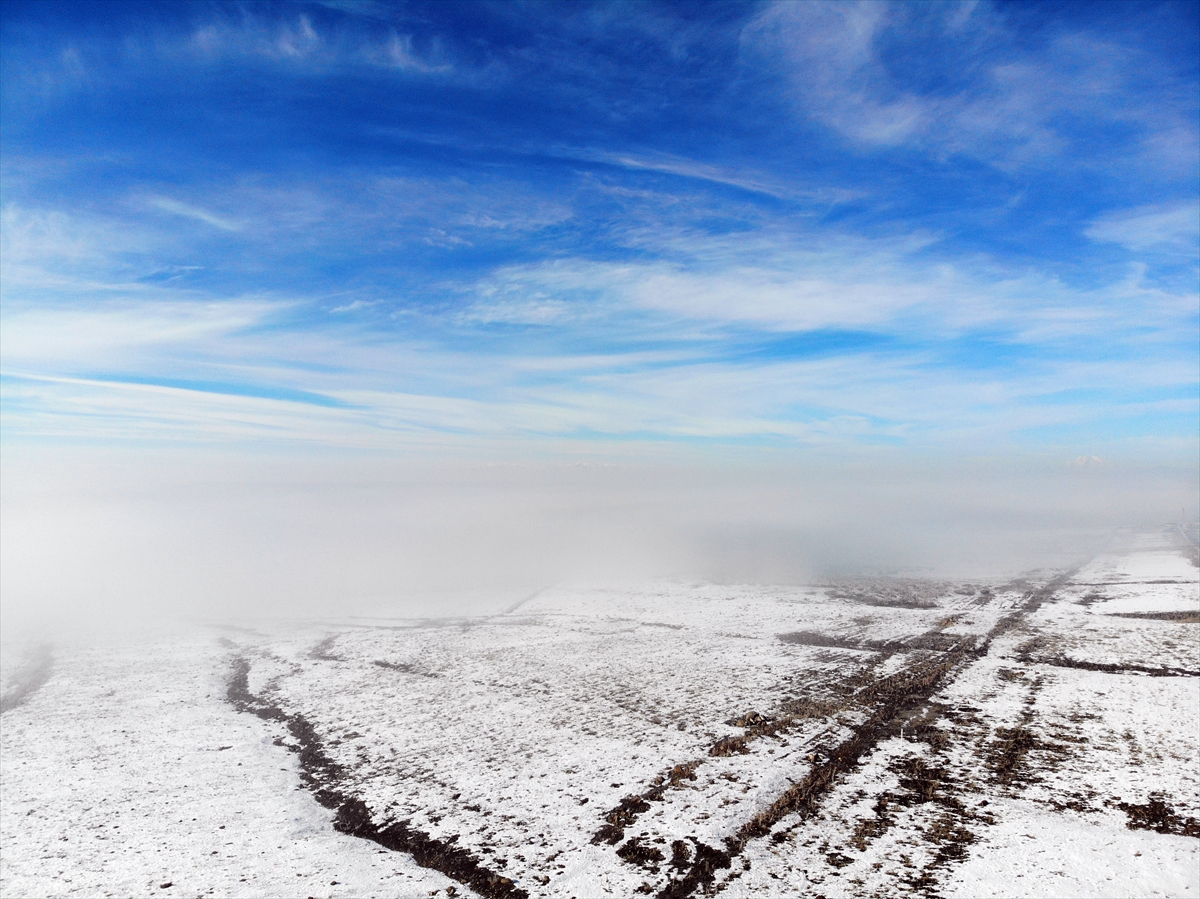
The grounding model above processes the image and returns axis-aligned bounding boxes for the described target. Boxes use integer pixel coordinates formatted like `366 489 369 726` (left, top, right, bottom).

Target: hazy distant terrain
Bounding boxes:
0 527 1196 899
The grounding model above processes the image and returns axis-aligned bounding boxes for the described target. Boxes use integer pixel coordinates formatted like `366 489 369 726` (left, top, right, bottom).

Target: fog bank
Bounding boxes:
2 445 1196 633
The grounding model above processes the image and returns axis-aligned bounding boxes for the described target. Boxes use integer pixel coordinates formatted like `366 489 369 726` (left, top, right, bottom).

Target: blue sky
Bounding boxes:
2 0 1197 457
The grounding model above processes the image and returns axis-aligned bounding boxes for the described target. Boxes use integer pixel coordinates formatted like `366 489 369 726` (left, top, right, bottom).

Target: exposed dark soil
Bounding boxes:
1073 580 1193 586
896 755 948 803
309 636 342 662
904 633 981 653
822 578 962 610
374 659 442 677
655 648 976 898
832 594 938 610
1038 656 1200 677
593 763 699 845
657 841 733 899
1106 611 1200 623
1112 795 1200 838
0 644 54 714
850 794 896 851
777 631 979 657
984 673 1050 788
617 836 666 868
988 726 1040 785
670 840 692 869
226 656 528 898
594 794 653 845
709 736 750 757
847 747 992 888
335 799 528 893
653 577 1070 898
778 631 877 651
725 710 767 727
593 692 849 848
736 652 975 840
921 810 978 868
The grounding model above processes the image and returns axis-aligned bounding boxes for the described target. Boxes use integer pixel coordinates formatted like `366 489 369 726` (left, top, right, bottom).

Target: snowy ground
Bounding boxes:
3 526 1197 898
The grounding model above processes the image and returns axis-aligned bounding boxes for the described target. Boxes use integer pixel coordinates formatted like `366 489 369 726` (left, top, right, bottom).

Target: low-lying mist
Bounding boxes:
2 444 1195 634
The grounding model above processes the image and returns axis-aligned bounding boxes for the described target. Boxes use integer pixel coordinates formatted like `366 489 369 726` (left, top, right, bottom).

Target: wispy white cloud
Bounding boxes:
2 271 1194 453
2 6 1193 457
0 373 373 446
189 14 320 63
1 204 135 268
42 349 1200 449
1086 201 1200 257
741 0 1196 173
185 12 452 75
0 204 174 295
363 32 452 74
458 297 572 326
328 299 379 314
561 147 856 203
742 1 927 147
470 229 1194 342
0 299 287 369
5 181 1192 454
148 196 242 232
304 0 398 22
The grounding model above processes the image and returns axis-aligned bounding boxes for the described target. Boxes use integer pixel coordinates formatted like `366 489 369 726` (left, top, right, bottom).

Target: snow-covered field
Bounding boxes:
3 526 1197 898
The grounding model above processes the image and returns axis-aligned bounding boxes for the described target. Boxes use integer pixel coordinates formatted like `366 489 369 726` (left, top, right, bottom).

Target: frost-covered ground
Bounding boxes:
2 526 1197 898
